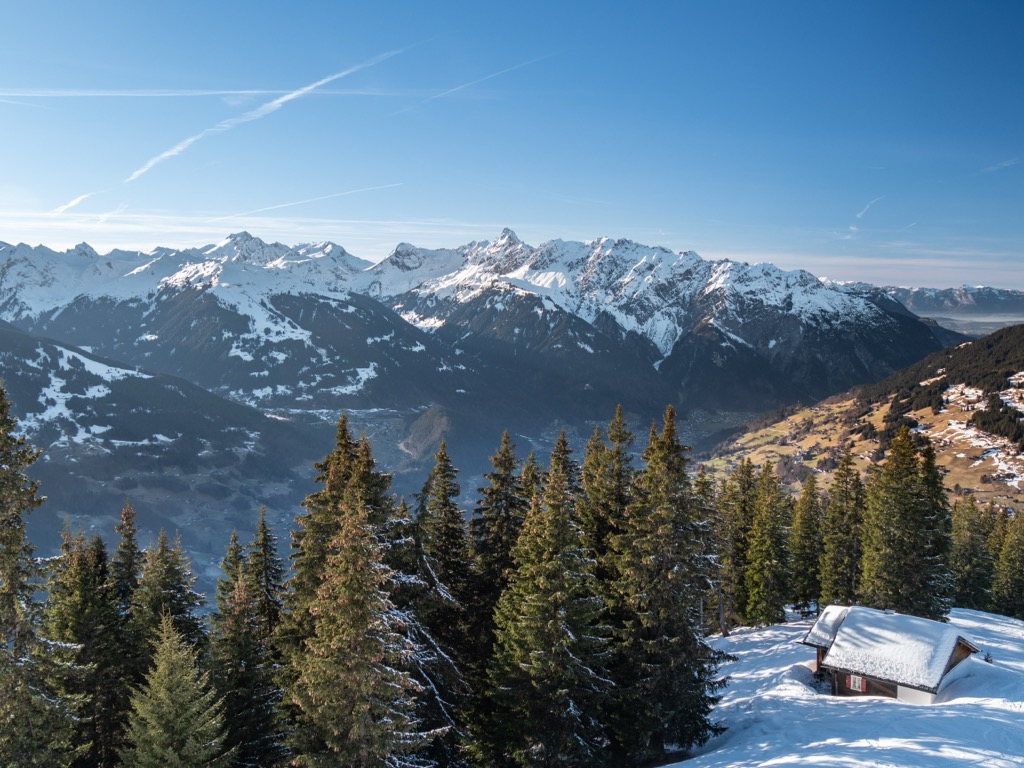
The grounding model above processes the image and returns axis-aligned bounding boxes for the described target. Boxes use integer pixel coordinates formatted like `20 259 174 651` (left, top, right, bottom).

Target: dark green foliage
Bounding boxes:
488 431 610 767
469 431 527 641
110 499 142 617
949 496 997 610
818 449 865 606
789 473 824 614
577 405 635 586
42 530 126 768
970 393 1024 451
743 463 791 627
120 614 232 768
210 518 288 768
409 440 474 765
0 382 79 766
607 406 725 765
716 458 757 629
991 511 1024 619
128 530 206 654
859 426 952 620
286 447 430 767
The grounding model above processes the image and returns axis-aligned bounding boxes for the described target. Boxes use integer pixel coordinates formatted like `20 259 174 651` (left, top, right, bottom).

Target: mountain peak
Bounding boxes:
495 227 522 247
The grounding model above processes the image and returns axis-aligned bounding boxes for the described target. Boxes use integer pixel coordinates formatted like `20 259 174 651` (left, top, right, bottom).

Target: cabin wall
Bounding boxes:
829 671 897 699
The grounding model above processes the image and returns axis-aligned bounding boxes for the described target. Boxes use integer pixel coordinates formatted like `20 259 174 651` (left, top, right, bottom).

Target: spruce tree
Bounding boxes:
488 431 610 767
409 440 474 765
243 506 286 642
608 406 724 765
577 405 635 587
279 413 361 665
743 463 791 627
818 448 864 606
789 473 824 615
0 382 78 766
42 529 124 768
129 530 206 654
416 440 474 657
287 447 430 767
950 496 996 610
120 614 232 768
859 426 950 620
470 431 526 641
110 499 142 617
210 538 287 768
716 458 757 628
991 511 1024 620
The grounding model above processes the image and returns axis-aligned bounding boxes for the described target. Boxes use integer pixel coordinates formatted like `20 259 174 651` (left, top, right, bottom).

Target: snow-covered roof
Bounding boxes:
802 604 850 649
820 606 978 693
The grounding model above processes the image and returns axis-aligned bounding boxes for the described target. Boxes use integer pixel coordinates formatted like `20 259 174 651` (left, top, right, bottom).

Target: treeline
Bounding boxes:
0 393 727 767
4 379 1024 767
721 425 1024 628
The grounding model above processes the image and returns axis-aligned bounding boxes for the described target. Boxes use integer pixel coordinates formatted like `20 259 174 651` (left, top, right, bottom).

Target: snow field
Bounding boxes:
674 609 1024 768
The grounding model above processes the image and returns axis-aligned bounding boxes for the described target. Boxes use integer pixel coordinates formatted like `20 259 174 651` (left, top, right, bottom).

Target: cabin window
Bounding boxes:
848 674 865 692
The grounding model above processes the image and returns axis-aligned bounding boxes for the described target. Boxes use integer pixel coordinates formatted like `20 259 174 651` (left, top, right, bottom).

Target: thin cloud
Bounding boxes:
980 157 1020 174
394 53 555 115
856 196 884 219
50 191 97 214
125 49 403 183
208 184 403 222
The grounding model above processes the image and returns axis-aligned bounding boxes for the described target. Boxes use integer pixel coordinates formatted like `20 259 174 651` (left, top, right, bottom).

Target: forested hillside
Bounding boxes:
4 370 1022 766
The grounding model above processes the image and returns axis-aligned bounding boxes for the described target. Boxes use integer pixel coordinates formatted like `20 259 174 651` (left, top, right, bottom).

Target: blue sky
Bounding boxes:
1 1 1021 288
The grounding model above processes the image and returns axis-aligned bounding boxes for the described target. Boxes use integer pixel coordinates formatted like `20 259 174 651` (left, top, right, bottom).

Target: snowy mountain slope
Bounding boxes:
675 609 1024 768
356 229 956 409
3 233 467 416
0 319 318 585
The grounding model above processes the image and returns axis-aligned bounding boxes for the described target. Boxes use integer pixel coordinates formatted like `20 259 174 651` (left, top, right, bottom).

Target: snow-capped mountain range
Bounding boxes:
0 229 990 575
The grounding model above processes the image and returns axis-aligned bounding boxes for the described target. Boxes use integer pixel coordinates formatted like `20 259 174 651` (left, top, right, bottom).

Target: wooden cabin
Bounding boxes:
802 605 979 704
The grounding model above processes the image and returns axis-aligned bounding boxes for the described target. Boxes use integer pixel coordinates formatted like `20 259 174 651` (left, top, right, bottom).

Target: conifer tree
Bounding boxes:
287 447 430 767
43 529 125 767
120 614 232 768
210 536 287 768
716 458 757 628
409 440 475 765
110 499 142 617
950 496 996 610
577 405 635 587
919 444 954 616
991 511 1024 620
743 463 791 627
470 431 526 639
279 417 391 667
0 382 78 766
280 414 359 659
488 431 610 767
416 440 474 657
818 448 864 606
129 530 206 654
859 426 950 620
518 450 543 507
608 406 724 765
243 506 286 642
692 464 724 632
789 473 824 615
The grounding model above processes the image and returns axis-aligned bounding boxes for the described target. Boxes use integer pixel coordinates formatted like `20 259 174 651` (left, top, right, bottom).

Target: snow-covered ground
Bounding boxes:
673 609 1024 767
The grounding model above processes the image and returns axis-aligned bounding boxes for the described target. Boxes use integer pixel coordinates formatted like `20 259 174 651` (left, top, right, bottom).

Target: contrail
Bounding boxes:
856 196 884 219
50 191 96 214
395 53 555 114
208 184 403 222
125 49 403 183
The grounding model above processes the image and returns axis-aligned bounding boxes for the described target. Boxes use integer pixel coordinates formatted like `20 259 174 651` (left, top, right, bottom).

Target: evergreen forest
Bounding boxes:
1 380 1021 768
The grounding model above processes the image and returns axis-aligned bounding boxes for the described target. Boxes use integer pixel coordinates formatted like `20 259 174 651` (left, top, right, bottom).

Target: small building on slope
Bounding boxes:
802 605 979 704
